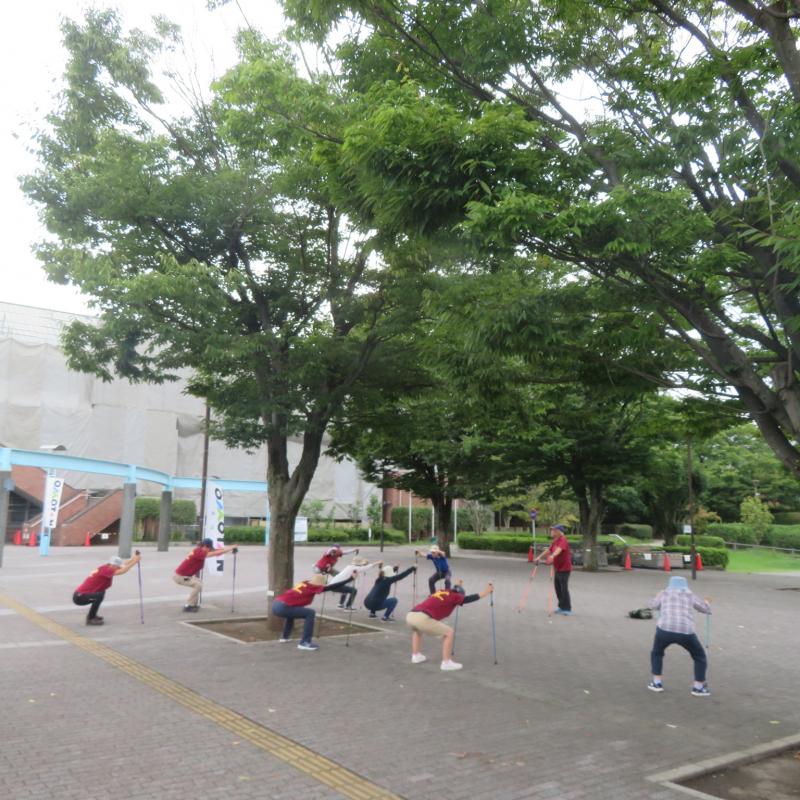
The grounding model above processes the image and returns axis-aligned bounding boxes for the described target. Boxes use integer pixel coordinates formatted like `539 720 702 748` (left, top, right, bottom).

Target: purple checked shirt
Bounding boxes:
651 590 711 634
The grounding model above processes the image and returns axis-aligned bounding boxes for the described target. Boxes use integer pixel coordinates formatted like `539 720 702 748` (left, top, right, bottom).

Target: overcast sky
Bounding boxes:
1 0 283 316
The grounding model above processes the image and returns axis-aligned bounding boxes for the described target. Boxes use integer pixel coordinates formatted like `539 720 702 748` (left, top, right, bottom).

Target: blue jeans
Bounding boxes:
272 600 315 643
366 596 398 619
651 627 707 681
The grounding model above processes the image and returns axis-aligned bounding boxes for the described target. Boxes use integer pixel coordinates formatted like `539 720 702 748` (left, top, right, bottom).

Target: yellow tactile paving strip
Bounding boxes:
0 593 402 800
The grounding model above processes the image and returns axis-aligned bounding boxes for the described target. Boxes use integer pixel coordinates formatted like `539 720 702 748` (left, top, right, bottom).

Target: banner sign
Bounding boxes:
43 474 64 530
204 481 225 576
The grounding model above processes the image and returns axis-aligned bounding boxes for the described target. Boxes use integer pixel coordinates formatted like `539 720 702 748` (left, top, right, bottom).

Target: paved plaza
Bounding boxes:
0 543 798 800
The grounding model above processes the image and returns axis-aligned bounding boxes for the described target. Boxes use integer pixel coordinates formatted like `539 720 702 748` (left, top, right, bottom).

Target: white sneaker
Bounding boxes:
411 653 427 664
440 660 463 671
278 638 290 643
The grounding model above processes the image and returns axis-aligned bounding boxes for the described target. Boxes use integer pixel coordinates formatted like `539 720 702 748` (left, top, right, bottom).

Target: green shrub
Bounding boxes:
611 523 653 540
135 496 196 524
675 534 726 548
307 527 406 544
763 525 800 551
389 506 471 537
457 533 531 553
772 512 800 525
663 545 729 568
707 523 758 545
171 500 197 525
739 495 773 543
224 525 265 543
391 507 431 537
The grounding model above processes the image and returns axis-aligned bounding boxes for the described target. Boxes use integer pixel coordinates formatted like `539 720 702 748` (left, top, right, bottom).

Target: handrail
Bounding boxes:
1 448 267 493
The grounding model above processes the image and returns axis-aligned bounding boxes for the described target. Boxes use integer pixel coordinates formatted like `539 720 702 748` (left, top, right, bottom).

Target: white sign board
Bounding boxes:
683 524 692 534
294 517 308 543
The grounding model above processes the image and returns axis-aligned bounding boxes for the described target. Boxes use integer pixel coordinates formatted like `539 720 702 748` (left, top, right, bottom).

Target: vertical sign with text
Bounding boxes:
204 481 225 575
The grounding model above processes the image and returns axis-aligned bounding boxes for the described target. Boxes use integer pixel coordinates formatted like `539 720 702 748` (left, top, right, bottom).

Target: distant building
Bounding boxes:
0 301 378 540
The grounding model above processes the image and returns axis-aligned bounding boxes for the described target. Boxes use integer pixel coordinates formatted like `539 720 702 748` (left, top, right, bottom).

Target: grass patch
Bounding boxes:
726 548 800 573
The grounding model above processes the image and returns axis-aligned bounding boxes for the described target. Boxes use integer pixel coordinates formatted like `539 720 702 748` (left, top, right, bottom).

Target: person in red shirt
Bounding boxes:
312 545 359 575
72 551 141 625
272 574 337 650
173 537 239 612
405 579 493 671
534 524 573 615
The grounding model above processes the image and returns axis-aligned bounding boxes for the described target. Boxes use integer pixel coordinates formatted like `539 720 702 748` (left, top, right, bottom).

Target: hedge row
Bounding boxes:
675 534 726 548
707 523 800 549
610 523 653 540
211 525 408 545
662 545 729 568
457 533 619 554
773 512 800 525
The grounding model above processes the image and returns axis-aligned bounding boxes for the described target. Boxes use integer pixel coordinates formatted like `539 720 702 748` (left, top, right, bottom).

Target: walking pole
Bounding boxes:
490 586 498 665
198 566 204 609
547 565 554 617
230 547 238 613
452 606 460 657
316 585 327 640
345 603 355 647
135 550 144 624
412 552 418 606
704 612 711 649
516 565 538 613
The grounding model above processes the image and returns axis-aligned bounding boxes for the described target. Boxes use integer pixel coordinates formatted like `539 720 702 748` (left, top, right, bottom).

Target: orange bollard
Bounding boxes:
696 552 703 571
28 531 37 547
624 550 632 571
527 545 534 563
662 552 671 572
84 532 92 547
13 529 22 546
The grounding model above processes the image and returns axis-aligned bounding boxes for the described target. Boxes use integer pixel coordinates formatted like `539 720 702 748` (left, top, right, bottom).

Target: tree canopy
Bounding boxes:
283 0 800 476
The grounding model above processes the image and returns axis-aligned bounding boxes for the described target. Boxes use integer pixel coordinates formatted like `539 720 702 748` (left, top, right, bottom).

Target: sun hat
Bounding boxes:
667 576 689 591
382 565 397 577
108 556 124 567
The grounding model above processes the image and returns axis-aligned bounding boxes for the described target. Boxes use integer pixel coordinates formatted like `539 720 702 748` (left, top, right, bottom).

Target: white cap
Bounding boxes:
382 565 396 577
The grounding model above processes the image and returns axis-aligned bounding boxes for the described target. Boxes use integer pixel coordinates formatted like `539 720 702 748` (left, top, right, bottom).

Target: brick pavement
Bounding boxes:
1 542 799 799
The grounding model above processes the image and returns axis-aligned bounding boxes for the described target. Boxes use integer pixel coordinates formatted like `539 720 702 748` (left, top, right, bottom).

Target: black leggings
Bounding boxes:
554 571 571 611
73 590 105 619
331 583 357 608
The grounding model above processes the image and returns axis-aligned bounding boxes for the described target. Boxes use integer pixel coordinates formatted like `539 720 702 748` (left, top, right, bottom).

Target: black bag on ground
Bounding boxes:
628 608 653 619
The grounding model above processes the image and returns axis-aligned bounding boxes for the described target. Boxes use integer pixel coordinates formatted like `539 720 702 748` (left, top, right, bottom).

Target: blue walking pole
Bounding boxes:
490 586 497 665
704 612 711 648
135 550 144 624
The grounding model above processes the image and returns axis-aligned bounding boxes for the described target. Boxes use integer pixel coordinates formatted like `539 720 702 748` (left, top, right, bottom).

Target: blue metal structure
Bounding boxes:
0 448 267 566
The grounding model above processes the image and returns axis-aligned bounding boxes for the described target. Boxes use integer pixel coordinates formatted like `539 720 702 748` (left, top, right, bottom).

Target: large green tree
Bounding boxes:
284 0 800 476
22 12 421 602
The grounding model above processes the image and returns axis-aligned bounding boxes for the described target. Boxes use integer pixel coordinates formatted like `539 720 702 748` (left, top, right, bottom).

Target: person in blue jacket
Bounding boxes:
416 545 451 594
364 563 417 621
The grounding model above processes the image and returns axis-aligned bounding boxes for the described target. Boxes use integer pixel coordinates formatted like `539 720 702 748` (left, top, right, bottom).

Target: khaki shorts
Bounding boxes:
405 611 451 637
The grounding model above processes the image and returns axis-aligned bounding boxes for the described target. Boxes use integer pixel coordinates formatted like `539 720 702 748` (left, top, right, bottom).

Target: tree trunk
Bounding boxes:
577 482 604 571
265 420 326 630
433 494 453 556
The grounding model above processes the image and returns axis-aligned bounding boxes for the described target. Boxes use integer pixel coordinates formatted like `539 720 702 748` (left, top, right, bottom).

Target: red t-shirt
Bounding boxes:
76 564 118 594
549 535 572 572
412 589 465 621
315 548 342 573
275 581 325 607
175 547 209 577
